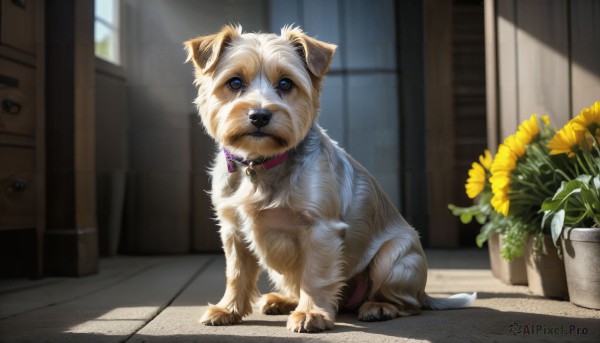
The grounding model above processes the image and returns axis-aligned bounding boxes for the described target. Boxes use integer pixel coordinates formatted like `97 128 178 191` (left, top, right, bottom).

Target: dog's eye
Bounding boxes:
227 77 244 91
276 78 294 93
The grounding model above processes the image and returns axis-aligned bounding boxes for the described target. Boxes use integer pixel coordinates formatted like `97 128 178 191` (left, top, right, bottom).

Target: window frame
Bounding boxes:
94 0 121 65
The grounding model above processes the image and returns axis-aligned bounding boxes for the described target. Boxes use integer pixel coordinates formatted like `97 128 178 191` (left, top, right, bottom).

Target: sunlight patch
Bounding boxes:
65 306 157 334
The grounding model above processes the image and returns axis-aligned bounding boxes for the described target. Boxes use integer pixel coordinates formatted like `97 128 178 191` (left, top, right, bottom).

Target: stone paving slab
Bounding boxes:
0 255 213 343
0 256 177 319
131 252 600 343
1 251 599 343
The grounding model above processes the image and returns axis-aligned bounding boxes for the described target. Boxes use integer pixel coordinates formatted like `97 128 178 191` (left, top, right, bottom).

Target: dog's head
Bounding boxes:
184 25 336 159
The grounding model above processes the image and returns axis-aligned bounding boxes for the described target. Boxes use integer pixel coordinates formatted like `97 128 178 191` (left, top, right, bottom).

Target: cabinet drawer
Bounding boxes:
0 59 35 136
0 0 36 55
0 145 35 229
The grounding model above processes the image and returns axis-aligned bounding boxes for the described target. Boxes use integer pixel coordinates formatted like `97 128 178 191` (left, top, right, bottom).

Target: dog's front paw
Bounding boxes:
286 310 334 333
200 305 242 326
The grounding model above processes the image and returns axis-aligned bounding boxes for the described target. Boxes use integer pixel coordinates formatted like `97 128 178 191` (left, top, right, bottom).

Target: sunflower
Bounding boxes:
489 143 519 216
452 114 558 261
547 123 583 157
570 101 600 136
489 117 546 217
490 189 509 217
504 135 527 158
516 114 541 145
465 162 486 199
491 142 514 173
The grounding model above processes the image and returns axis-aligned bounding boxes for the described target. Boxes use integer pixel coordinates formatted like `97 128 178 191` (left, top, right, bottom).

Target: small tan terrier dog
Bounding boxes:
184 25 475 333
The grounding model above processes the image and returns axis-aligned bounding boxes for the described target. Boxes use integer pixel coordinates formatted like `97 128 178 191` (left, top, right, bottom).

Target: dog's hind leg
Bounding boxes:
357 233 428 322
260 270 298 315
260 292 299 315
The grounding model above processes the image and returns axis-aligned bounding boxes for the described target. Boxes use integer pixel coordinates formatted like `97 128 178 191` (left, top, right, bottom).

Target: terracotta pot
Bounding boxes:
488 233 528 285
524 234 568 299
562 227 600 309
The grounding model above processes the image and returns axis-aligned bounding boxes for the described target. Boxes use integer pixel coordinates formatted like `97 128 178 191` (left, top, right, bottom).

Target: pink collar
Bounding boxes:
223 149 289 182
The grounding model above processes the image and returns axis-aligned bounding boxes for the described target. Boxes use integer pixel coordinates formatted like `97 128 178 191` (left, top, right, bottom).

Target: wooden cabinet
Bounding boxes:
0 59 36 135
1 0 37 54
0 0 44 277
0 146 35 229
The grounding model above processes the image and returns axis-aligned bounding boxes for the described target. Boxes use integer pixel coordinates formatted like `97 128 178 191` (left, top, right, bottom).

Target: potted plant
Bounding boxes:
449 150 527 285
488 114 569 298
542 101 600 309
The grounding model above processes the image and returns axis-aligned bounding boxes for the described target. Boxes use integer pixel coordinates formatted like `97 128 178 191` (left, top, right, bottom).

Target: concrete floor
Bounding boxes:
0 250 598 342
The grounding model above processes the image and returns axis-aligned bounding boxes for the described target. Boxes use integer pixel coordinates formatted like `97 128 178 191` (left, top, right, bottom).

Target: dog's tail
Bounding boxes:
422 292 477 310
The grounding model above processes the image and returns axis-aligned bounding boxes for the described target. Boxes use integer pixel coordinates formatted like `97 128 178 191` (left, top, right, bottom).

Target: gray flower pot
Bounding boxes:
562 227 600 309
524 234 568 299
488 233 528 285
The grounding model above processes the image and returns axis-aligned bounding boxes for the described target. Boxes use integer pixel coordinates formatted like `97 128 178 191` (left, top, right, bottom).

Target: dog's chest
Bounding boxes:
219 175 312 269
245 207 312 273
251 207 312 231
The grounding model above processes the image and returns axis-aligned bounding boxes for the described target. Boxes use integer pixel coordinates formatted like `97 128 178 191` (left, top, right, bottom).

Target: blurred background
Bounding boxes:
1 0 598 277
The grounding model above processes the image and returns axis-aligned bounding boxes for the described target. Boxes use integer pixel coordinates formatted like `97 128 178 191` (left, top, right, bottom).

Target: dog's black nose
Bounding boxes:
248 109 272 128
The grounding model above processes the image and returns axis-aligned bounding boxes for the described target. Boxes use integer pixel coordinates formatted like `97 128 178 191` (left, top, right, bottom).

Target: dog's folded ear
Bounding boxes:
282 26 337 78
184 25 241 73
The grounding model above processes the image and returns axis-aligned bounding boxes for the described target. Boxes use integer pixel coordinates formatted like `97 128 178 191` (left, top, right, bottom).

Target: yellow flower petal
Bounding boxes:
465 162 486 199
571 101 600 133
487 114 546 218
516 114 540 145
547 124 583 156
491 192 509 216
490 173 509 190
491 144 518 176
504 135 526 158
479 150 492 170
541 115 550 125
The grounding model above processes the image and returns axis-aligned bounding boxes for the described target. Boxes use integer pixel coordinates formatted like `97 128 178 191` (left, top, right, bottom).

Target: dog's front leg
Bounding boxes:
287 220 346 333
201 225 260 326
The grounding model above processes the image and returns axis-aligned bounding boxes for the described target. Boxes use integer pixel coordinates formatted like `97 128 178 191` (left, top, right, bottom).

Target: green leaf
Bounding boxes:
500 227 527 262
580 187 597 214
460 213 473 224
550 209 565 246
475 231 487 248
541 210 552 229
593 175 600 192
475 213 487 225
576 174 592 184
448 203 489 225
476 222 498 248
541 198 560 212
541 180 582 211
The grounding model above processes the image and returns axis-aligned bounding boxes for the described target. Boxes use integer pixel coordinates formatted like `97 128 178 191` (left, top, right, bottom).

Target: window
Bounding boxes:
95 0 120 64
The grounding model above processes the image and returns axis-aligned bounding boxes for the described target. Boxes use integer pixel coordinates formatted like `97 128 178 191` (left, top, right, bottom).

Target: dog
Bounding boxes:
184 25 476 333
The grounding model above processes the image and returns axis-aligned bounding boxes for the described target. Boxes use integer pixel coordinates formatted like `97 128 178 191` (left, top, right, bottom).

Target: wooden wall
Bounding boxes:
270 0 402 209
397 0 429 243
95 59 127 256
44 0 98 275
452 0 488 245
424 0 457 247
119 0 267 253
486 0 600 145
425 0 488 247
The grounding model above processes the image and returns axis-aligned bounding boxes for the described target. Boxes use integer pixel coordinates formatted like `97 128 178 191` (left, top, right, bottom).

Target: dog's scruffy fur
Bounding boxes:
184 25 475 333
